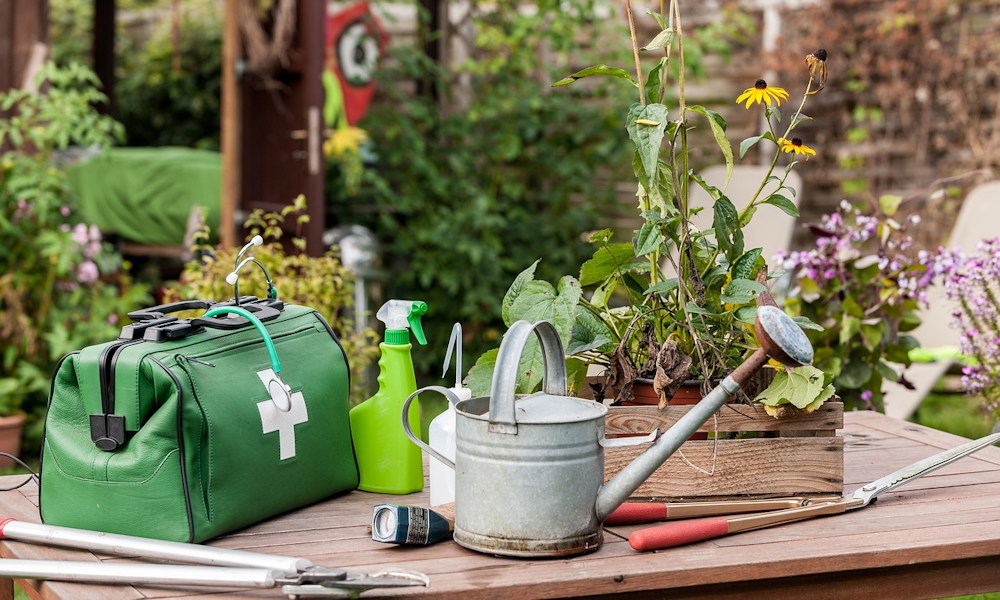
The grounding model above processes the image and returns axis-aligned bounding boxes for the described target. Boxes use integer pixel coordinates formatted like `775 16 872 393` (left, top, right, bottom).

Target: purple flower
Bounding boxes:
76 260 99 284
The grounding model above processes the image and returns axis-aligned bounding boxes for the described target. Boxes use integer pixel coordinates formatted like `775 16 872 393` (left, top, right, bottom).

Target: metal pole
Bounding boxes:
0 560 277 588
1 520 311 574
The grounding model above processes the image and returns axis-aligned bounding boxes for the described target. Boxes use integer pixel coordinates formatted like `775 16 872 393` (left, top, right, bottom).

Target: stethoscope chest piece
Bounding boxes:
267 377 293 412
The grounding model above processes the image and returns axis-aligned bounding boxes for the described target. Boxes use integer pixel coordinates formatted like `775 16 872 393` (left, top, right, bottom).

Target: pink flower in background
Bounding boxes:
76 260 99 284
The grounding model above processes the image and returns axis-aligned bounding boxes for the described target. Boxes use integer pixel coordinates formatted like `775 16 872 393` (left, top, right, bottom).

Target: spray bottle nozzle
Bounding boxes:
376 300 428 345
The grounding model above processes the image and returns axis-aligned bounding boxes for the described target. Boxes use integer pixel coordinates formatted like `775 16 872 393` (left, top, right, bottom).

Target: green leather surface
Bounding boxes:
40 305 358 542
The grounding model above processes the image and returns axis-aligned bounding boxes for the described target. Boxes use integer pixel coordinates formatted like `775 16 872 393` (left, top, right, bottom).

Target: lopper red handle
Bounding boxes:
629 518 731 551
604 503 668 525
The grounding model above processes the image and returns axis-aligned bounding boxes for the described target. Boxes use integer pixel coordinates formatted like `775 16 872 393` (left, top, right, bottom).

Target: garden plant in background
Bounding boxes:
777 196 955 412
945 238 1000 423
167 195 379 404
469 2 831 415
0 62 150 447
332 0 632 377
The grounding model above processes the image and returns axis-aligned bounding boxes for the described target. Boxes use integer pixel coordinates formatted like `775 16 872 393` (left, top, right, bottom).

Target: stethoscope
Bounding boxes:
206 237 290 411
228 235 278 304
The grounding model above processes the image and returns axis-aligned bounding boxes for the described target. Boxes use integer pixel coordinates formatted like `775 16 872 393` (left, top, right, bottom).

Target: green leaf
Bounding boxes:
836 360 873 389
762 194 800 217
567 310 615 355
731 248 763 281
579 243 636 286
644 58 666 104
792 316 824 331
739 133 764 159
739 205 758 228
590 278 617 309
712 195 743 262
861 323 884 351
552 65 637 87
566 357 590 398
646 278 679 297
735 305 758 324
840 314 862 345
879 194 902 217
689 105 733 185
647 10 667 29
685 301 718 316
466 349 499 397
504 276 583 393
791 113 813 127
626 103 670 185
502 260 539 326
588 228 614 245
721 278 766 304
642 28 676 51
634 223 664 256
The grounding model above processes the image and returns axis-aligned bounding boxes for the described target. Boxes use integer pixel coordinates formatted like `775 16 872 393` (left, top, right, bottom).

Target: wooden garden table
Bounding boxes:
0 410 999 600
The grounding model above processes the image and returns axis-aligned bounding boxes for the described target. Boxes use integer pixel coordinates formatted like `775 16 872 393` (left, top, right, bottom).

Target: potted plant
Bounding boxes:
468 3 833 415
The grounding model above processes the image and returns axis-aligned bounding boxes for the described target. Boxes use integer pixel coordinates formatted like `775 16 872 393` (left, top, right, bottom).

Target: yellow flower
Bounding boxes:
778 137 817 158
735 79 789 109
324 127 368 158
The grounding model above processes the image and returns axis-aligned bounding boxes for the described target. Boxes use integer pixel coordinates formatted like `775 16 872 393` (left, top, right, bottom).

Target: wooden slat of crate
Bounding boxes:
604 402 844 500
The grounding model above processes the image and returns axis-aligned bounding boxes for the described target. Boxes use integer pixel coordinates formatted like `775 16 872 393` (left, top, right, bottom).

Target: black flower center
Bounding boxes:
791 138 803 146
812 48 828 61
754 79 768 89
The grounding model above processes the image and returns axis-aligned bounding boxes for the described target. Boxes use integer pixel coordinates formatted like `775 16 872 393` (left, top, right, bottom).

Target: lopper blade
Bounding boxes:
850 431 1000 508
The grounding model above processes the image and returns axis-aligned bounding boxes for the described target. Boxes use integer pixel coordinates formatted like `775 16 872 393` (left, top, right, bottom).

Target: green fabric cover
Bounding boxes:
66 147 222 245
39 304 358 543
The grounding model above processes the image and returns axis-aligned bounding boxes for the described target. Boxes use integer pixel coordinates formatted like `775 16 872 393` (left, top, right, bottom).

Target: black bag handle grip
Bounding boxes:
127 300 216 322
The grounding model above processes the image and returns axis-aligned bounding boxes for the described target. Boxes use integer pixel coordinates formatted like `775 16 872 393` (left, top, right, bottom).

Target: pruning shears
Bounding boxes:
0 519 428 598
609 431 1000 551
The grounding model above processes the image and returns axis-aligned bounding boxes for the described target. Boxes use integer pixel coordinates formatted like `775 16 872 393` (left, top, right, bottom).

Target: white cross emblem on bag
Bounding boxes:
255 369 309 460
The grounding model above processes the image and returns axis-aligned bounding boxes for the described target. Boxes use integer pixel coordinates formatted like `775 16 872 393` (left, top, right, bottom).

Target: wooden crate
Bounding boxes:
604 402 844 500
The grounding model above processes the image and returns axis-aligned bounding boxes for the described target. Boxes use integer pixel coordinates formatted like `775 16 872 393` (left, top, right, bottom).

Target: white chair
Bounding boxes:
883 181 1000 419
685 164 803 267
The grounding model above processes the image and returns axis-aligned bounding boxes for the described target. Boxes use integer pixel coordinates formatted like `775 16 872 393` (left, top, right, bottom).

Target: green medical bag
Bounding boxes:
39 298 358 542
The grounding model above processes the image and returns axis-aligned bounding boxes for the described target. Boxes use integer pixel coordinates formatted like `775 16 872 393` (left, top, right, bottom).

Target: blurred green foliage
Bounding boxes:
0 63 151 448
330 0 631 375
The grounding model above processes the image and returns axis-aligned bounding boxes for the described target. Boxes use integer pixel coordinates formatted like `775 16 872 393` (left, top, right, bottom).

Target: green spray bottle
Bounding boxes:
350 300 428 494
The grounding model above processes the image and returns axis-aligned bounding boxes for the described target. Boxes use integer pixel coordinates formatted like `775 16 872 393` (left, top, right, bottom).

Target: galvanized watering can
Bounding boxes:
403 308 813 558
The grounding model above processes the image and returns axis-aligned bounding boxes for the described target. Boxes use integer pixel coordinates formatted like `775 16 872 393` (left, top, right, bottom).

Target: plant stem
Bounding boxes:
626 0 645 105
740 76 814 221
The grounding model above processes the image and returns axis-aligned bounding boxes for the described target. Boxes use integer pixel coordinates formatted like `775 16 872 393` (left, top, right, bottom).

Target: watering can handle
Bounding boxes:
489 320 567 435
401 386 463 469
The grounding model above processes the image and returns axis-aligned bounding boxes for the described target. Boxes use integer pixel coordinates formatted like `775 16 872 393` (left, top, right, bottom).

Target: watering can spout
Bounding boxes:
595 378 741 522
595 305 814 523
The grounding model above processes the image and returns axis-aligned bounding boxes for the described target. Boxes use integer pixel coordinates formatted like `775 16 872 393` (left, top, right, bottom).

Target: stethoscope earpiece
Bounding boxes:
228 255 277 304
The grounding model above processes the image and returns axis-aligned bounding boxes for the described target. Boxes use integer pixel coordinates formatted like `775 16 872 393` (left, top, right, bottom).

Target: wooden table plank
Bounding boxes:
2 411 998 600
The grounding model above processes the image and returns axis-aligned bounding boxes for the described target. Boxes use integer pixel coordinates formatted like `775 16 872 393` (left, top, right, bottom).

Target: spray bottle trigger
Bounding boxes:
407 302 429 345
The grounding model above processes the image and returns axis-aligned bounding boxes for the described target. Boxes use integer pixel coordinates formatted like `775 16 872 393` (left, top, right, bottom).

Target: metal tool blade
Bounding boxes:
850 431 1000 507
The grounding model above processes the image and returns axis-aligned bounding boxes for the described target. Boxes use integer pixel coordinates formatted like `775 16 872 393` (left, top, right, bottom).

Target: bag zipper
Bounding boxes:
91 339 145 452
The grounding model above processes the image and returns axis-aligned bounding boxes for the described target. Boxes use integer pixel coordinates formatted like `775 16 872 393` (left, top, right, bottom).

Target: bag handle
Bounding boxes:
488 320 567 435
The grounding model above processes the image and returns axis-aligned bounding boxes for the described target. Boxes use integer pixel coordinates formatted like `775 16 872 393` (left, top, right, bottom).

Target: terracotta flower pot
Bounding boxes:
622 379 730 440
0 414 24 469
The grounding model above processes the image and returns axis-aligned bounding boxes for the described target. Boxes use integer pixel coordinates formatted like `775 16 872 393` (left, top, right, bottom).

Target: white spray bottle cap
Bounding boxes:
442 323 471 403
